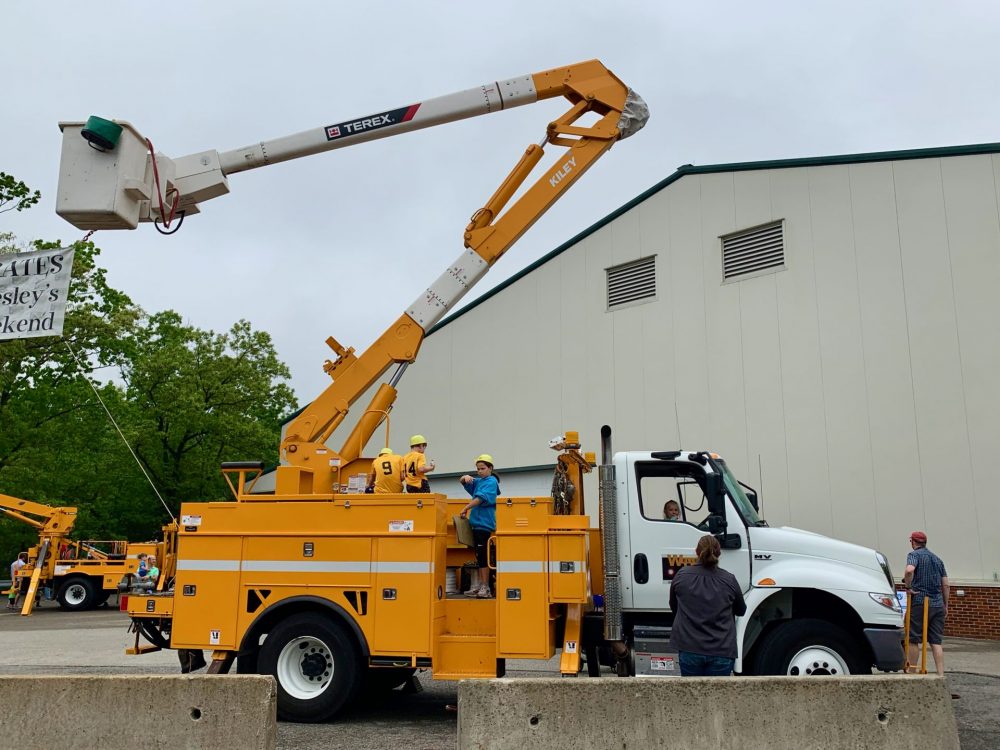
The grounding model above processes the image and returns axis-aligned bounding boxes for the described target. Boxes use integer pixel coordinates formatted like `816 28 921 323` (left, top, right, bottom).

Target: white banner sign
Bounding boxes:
0 247 75 340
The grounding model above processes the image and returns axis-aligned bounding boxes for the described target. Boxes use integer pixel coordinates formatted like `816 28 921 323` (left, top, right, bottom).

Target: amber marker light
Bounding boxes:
757 578 776 586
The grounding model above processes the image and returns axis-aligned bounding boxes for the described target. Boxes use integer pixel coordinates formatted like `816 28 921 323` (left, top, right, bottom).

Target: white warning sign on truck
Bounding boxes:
650 656 676 671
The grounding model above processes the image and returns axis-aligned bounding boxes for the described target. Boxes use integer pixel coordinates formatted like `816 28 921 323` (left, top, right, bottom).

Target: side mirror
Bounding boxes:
719 533 742 550
706 514 727 535
738 480 759 512
705 473 726 516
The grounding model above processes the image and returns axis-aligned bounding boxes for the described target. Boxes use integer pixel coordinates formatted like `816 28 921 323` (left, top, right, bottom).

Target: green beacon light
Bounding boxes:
80 116 123 151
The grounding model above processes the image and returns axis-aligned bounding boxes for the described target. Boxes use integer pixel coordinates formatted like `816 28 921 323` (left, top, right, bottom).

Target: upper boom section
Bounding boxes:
280 61 647 486
55 60 645 231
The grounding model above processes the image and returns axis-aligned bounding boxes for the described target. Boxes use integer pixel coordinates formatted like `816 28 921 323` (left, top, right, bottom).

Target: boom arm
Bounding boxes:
54 60 647 495
0 494 77 535
279 61 647 492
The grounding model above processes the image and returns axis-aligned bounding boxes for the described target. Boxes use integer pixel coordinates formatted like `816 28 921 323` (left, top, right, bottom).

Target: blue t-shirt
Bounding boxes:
907 547 947 608
464 475 498 532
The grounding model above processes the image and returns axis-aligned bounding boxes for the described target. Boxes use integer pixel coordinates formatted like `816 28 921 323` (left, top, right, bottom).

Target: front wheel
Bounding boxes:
752 618 869 676
56 577 97 611
258 613 362 722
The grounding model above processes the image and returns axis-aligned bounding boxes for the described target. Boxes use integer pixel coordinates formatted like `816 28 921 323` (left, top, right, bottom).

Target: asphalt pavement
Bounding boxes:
0 606 996 749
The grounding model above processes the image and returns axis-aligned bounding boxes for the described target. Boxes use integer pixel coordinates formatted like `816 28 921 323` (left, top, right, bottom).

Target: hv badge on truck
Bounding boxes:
209 630 221 646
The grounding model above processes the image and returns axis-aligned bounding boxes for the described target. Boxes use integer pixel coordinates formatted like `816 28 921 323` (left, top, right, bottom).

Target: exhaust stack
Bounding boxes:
598 425 623 643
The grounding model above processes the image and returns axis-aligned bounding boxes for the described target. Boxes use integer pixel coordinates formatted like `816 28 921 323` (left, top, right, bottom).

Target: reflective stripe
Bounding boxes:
176 559 241 572
242 560 370 574
177 559 433 574
374 562 432 574
548 561 585 574
497 561 544 574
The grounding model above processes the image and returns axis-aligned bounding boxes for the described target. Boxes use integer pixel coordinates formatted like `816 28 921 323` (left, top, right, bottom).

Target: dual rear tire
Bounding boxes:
258 613 363 722
56 577 98 611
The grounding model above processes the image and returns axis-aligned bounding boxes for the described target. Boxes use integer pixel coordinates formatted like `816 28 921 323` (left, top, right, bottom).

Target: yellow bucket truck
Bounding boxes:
55 60 902 722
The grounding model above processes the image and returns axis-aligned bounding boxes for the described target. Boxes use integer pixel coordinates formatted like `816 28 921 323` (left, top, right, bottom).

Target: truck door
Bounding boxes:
625 460 750 613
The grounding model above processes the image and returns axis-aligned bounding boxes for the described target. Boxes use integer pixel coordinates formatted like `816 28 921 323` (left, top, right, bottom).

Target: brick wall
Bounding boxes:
895 584 1000 640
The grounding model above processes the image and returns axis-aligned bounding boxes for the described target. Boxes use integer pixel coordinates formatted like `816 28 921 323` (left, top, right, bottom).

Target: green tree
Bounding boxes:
1 174 296 566
0 231 142 564
0 172 40 215
118 311 296 515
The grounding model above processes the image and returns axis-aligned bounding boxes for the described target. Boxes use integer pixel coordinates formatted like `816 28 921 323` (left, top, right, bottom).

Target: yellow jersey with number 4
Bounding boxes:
403 451 427 489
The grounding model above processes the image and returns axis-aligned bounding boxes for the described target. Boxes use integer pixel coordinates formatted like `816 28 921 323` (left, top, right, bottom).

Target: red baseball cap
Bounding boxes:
910 531 927 543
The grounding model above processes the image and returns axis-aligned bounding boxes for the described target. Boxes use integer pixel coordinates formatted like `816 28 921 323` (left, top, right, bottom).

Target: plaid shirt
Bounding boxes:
907 547 947 608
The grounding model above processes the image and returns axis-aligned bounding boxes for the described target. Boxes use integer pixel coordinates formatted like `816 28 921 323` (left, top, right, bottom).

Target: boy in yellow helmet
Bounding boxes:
368 448 405 494
403 435 436 493
460 454 500 598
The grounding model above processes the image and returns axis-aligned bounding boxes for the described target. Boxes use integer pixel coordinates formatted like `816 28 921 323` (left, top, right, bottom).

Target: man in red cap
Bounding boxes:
904 531 949 676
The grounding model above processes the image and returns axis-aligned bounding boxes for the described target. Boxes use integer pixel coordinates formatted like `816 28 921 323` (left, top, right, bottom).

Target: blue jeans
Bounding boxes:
678 651 735 676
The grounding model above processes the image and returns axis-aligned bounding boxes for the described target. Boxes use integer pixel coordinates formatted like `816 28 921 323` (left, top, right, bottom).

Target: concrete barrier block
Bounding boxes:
457 675 958 750
0 675 276 750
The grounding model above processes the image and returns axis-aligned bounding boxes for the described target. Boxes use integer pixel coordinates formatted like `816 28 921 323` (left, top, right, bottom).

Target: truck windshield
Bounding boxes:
718 460 763 526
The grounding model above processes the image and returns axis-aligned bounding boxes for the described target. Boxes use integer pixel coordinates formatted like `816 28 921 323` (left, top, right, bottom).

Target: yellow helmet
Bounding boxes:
475 454 494 465
378 448 393 456
410 435 427 447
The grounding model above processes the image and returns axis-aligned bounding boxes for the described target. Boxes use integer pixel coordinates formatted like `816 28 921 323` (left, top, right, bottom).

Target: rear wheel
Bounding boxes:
56 577 96 611
752 618 869 676
258 613 362 722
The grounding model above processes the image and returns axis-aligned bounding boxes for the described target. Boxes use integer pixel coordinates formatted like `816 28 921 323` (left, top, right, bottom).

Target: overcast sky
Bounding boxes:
5 2 1000 402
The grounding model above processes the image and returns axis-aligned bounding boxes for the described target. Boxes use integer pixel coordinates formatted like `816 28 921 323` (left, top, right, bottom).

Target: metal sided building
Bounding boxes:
339 142 1000 638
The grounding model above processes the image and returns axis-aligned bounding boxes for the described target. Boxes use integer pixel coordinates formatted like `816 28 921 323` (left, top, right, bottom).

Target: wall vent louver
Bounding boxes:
722 221 785 280
607 255 656 309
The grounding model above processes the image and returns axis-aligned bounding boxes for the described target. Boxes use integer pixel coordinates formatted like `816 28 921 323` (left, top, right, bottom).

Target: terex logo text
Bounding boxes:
325 103 421 142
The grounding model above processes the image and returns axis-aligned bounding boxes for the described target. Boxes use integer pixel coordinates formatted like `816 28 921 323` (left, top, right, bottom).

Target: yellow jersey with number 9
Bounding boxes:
372 453 405 493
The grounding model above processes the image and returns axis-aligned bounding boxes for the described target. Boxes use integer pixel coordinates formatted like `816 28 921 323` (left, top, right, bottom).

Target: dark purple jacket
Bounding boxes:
669 563 746 659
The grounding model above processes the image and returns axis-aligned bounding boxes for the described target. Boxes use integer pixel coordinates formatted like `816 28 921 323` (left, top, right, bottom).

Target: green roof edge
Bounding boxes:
425 140 1000 336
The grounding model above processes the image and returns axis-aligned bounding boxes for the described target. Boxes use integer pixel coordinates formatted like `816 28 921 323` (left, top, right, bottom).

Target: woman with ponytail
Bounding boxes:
668 534 747 676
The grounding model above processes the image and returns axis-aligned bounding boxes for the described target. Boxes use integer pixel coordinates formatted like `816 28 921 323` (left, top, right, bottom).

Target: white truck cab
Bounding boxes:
596 448 904 676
